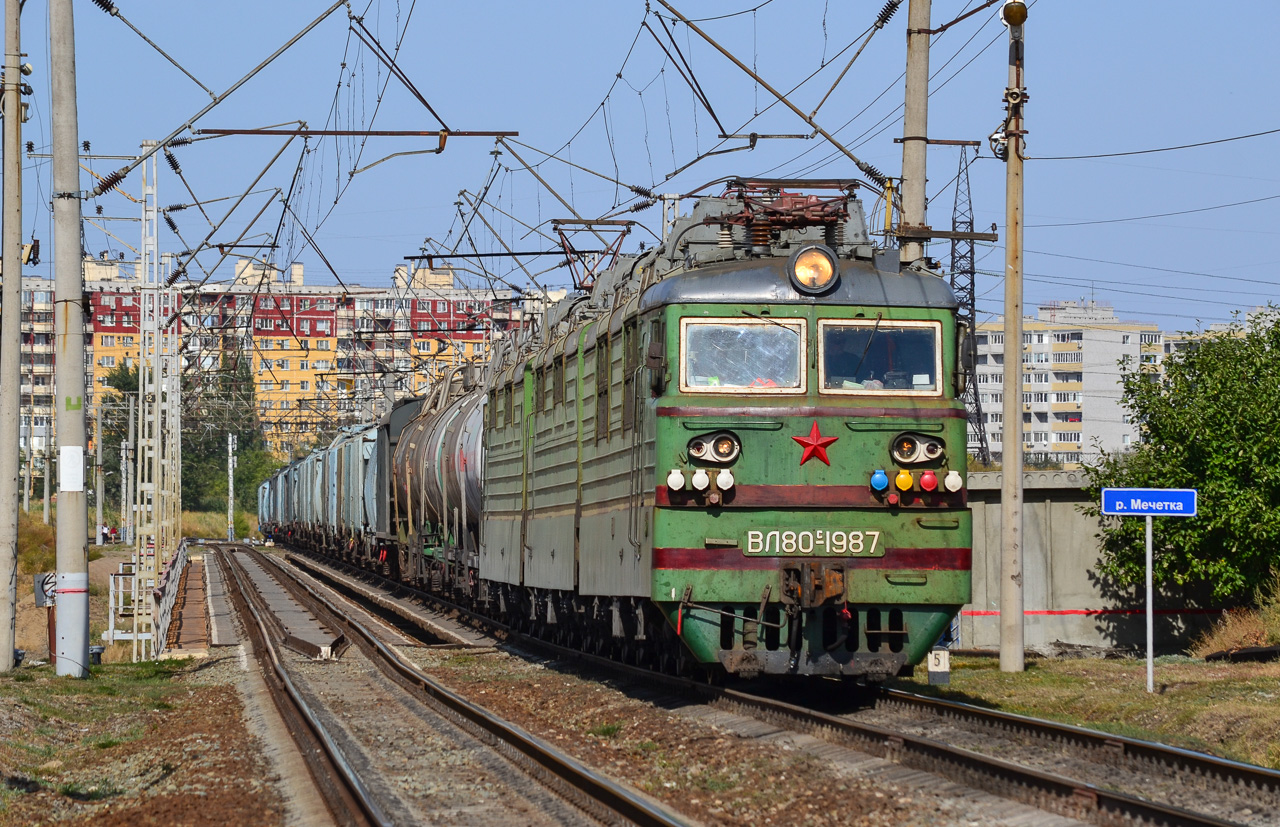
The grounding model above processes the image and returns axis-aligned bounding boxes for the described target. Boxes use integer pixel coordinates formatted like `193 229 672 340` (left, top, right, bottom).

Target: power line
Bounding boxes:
1025 192 1280 228
1015 246 1280 289
1033 127 1280 161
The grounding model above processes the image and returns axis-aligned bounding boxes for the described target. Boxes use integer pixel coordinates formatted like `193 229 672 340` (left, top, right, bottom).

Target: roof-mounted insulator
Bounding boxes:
164 149 181 175
861 162 886 186
92 168 125 197
90 0 118 15
876 0 902 28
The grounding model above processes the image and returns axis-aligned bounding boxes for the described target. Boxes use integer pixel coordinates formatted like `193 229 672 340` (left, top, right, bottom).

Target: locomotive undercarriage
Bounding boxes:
272 524 924 681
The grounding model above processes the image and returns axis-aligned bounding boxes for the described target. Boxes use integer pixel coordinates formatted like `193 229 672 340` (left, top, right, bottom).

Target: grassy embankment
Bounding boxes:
890 574 1280 770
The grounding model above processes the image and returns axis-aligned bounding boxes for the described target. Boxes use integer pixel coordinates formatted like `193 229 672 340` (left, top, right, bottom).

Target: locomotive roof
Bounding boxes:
637 254 959 312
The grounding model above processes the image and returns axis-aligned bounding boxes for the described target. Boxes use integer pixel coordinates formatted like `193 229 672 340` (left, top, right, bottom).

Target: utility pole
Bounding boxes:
51 0 89 678
899 0 930 264
41 449 48 524
0 0 24 673
226 434 236 541
94 405 103 546
997 0 1028 673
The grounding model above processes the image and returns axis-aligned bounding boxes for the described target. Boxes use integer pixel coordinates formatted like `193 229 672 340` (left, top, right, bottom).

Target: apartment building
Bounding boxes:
16 277 58 456
66 257 521 458
973 301 1161 468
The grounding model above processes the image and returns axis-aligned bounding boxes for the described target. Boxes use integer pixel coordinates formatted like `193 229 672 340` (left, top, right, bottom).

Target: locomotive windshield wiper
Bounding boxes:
740 309 792 330
850 313 884 380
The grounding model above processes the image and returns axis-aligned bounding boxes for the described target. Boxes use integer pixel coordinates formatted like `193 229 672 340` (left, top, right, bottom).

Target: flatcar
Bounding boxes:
260 178 972 681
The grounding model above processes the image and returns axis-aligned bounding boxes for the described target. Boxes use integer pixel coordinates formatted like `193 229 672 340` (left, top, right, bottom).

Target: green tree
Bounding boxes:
181 358 279 515
95 365 140 520
1083 312 1280 603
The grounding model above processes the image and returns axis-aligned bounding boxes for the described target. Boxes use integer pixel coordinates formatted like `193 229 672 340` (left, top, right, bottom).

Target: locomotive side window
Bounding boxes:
819 319 941 395
680 318 806 393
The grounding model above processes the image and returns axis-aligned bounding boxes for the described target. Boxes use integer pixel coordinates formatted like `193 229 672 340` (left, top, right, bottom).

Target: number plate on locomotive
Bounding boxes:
743 529 884 557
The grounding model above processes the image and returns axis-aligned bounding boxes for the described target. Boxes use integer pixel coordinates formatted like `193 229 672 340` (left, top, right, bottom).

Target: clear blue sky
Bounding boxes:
13 1 1280 330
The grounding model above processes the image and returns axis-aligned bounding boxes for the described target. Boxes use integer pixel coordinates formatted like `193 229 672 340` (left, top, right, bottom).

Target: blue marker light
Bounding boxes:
870 469 889 492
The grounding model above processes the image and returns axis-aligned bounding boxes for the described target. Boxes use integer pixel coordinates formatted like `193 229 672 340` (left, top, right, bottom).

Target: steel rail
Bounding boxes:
220 550 392 827
255 550 690 827
281 547 1253 827
880 687 1280 799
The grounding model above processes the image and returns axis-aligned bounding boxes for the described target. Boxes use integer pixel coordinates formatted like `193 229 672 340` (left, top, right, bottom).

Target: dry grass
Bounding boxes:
16 512 56 575
180 510 258 541
890 655 1280 769
1190 571 1280 656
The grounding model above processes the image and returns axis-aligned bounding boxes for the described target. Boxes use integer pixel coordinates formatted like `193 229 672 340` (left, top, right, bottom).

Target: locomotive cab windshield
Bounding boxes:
820 319 941 394
680 317 806 393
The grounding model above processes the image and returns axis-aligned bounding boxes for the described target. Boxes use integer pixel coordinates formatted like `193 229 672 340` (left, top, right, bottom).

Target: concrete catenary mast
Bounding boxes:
0 0 23 673
51 0 90 678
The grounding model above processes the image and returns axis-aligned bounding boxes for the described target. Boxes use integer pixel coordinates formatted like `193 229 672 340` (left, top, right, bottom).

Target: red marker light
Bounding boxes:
920 470 938 492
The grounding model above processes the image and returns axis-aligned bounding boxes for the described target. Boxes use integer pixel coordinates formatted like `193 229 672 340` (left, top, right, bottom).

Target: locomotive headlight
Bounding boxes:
892 435 921 463
690 432 740 463
892 433 945 464
789 245 838 294
712 434 739 462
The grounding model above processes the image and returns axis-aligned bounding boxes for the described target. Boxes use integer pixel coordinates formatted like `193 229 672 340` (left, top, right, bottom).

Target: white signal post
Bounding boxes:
1101 488 1198 692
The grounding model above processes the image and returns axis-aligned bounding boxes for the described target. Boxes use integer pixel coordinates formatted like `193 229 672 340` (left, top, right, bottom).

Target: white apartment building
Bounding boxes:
972 301 1161 468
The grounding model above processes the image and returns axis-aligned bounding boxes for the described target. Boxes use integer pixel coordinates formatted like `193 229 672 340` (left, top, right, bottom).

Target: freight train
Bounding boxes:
260 178 972 681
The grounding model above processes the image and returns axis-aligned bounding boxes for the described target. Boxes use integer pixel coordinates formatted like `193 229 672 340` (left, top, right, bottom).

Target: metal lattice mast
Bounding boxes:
950 146 990 464
132 143 160 661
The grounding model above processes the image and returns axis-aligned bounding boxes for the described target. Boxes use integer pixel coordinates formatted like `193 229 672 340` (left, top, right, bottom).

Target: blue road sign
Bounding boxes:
1101 488 1197 517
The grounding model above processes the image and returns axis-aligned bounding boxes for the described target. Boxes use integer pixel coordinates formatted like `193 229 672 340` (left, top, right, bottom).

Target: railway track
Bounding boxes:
283 546 1279 827
220 545 689 827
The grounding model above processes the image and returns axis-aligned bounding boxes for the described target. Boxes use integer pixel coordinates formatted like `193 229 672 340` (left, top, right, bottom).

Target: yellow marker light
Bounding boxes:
895 469 914 491
789 246 837 294
1002 0 1028 26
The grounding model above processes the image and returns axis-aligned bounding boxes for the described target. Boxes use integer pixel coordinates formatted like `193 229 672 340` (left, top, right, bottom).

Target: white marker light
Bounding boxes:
716 468 735 490
691 469 711 491
667 469 686 490
944 470 964 492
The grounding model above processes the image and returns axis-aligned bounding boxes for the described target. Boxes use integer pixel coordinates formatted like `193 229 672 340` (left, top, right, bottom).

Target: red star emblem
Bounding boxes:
792 420 838 466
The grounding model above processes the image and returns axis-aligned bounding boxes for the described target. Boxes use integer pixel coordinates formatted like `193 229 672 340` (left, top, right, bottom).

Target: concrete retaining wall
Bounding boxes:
963 471 1217 653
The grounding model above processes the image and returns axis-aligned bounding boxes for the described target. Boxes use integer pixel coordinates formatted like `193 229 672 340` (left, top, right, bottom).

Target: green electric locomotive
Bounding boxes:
479 178 971 680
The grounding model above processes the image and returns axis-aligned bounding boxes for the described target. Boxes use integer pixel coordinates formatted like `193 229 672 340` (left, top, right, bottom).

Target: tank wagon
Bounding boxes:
261 178 972 681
